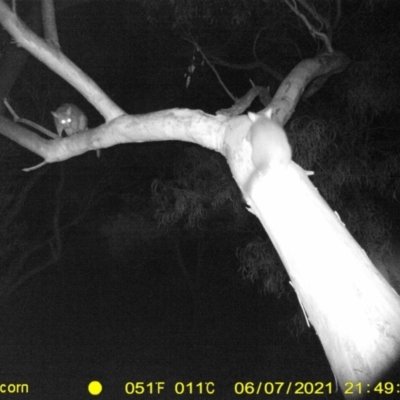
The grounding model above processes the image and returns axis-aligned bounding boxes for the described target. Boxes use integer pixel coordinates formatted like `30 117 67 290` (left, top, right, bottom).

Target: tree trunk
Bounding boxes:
245 162 400 397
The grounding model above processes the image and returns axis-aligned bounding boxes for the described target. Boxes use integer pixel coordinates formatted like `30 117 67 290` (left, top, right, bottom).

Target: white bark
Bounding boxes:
245 162 400 395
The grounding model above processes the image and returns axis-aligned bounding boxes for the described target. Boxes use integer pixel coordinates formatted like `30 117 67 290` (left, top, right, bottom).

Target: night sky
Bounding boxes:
0 1 400 399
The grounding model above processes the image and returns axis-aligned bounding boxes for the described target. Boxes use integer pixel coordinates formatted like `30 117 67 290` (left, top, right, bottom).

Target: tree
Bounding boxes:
0 0 399 396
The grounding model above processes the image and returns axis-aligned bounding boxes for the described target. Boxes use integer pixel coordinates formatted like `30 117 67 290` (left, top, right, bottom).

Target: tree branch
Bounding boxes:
185 37 236 102
0 0 123 121
284 0 333 52
41 0 59 48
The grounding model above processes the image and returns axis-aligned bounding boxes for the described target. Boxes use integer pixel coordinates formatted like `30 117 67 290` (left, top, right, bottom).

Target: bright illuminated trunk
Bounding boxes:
245 161 400 397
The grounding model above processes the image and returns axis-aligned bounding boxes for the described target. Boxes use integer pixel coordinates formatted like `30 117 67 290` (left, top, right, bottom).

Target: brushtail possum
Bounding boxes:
243 112 292 194
248 111 291 171
52 103 100 158
52 103 87 137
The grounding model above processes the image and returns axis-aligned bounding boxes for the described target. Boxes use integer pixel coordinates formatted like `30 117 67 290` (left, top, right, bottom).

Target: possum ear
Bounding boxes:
51 111 59 118
248 109 274 122
266 109 273 119
247 112 258 123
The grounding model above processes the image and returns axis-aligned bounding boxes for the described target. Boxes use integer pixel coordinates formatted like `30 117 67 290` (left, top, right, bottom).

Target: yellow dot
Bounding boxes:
88 381 102 395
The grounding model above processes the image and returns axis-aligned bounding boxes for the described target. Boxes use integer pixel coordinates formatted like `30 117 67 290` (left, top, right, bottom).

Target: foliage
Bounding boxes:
237 238 287 297
152 146 248 231
100 204 165 269
289 116 338 172
345 54 399 123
